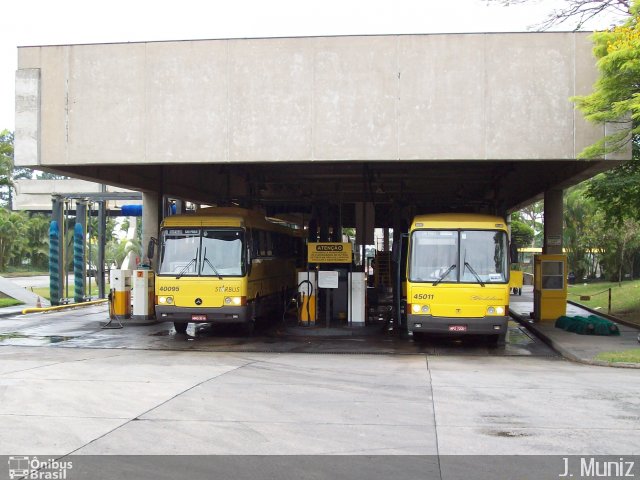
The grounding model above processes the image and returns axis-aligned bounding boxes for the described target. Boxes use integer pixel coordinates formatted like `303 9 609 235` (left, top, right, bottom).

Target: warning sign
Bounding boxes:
308 242 353 264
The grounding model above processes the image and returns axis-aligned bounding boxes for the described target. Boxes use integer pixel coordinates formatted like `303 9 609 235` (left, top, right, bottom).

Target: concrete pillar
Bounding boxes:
142 191 160 265
383 228 390 253
543 189 563 254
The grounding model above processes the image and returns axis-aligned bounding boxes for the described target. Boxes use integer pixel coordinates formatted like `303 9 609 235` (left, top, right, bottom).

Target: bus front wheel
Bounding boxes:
174 322 188 334
490 332 506 346
412 332 425 342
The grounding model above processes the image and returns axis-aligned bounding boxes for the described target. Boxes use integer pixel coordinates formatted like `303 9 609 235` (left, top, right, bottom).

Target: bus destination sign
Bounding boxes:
307 242 353 264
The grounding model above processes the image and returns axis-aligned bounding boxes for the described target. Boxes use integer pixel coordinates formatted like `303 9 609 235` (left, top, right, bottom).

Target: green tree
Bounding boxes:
35 171 68 180
588 213 640 282
0 209 27 270
510 212 535 248
564 185 597 279
518 201 544 247
586 147 640 222
0 130 15 207
572 1 640 158
24 213 50 270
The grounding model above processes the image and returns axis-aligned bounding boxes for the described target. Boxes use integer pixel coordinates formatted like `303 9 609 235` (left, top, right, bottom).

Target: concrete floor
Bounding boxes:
1 305 639 479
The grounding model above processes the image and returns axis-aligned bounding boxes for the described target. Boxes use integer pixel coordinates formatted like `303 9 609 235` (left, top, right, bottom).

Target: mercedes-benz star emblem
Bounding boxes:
195 298 202 305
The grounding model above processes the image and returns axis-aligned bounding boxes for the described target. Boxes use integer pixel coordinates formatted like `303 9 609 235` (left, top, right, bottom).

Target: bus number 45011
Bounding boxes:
413 294 434 300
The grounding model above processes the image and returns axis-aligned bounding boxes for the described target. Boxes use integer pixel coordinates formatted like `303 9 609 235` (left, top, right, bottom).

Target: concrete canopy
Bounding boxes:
14 33 630 224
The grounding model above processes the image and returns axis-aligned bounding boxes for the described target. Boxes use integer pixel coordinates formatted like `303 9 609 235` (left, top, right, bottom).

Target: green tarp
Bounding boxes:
555 315 620 336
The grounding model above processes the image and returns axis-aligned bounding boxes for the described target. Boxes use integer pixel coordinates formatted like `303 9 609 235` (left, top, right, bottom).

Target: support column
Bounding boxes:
97 200 107 299
142 192 160 266
543 189 563 254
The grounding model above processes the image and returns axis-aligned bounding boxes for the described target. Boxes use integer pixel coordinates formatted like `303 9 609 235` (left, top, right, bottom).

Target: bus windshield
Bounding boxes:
409 229 508 284
158 228 244 277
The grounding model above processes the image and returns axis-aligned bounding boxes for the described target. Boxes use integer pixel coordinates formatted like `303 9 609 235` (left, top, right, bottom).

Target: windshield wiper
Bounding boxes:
433 264 456 286
464 261 485 287
202 247 223 280
176 248 198 279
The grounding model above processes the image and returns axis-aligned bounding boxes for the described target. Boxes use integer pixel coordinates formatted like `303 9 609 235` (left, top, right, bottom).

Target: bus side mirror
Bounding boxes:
147 237 157 260
246 247 252 275
510 241 519 264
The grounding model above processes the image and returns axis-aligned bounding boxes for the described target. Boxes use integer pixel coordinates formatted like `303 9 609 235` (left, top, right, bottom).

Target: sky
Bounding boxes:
0 0 628 132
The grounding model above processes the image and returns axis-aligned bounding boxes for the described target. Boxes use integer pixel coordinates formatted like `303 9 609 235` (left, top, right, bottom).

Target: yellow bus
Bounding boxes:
405 213 511 343
154 207 302 334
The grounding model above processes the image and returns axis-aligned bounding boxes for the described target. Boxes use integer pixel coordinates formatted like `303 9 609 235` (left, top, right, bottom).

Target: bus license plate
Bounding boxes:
192 314 207 321
449 325 467 332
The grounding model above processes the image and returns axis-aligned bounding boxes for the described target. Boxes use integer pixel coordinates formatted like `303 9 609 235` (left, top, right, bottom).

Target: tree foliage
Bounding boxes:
572 1 639 158
0 130 15 206
586 145 640 221
510 212 535 248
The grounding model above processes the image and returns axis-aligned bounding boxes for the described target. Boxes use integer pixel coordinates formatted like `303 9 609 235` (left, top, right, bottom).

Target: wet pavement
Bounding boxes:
0 303 557 357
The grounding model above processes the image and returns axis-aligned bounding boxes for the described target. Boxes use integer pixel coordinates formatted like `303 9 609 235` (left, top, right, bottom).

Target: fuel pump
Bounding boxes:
297 271 317 325
132 268 156 323
109 269 132 319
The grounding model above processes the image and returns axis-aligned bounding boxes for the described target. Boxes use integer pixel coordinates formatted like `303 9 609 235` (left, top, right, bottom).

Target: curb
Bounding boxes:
0 307 27 318
510 309 640 369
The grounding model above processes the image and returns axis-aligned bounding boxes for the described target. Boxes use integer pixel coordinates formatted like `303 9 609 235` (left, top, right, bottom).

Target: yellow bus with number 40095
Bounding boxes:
405 213 512 344
153 207 302 335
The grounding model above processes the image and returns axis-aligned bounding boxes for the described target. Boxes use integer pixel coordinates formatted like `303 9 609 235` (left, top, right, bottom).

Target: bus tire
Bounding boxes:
174 322 188 334
490 332 506 346
242 319 255 336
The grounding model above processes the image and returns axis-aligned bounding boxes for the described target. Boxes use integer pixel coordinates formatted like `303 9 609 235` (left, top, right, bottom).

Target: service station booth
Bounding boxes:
300 242 366 327
12 32 631 330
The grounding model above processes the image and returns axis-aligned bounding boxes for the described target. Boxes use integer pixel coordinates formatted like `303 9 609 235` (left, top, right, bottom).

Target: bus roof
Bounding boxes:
161 207 298 232
410 213 507 231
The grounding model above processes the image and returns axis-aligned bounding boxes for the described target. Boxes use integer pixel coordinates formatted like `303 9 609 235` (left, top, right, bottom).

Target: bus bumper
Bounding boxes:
407 315 508 335
155 305 248 323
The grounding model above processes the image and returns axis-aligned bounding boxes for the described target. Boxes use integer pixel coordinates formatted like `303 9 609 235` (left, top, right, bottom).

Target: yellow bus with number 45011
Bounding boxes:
405 213 512 344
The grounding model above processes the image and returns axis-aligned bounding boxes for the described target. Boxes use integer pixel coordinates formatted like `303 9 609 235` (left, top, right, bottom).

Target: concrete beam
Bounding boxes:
15 33 627 169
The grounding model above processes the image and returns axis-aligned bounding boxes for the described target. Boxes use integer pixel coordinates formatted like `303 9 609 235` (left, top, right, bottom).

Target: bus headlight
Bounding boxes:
159 296 173 305
411 304 430 314
225 297 243 306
